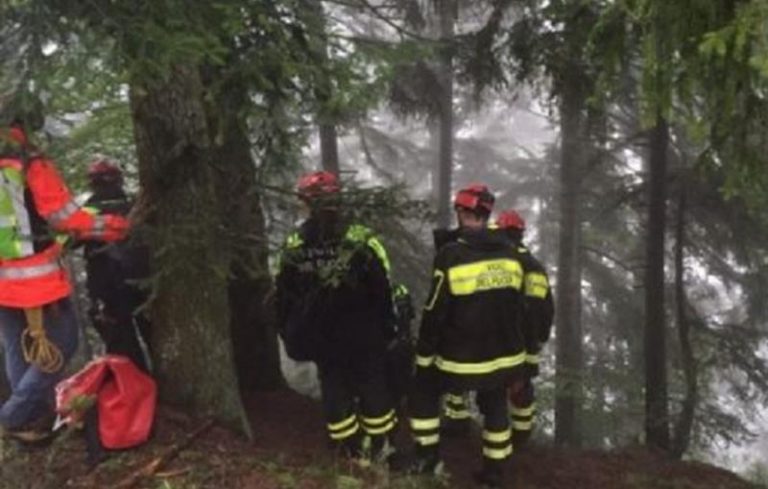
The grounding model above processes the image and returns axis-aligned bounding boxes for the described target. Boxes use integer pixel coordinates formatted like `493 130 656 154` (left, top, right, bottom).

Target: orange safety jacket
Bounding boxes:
0 151 129 308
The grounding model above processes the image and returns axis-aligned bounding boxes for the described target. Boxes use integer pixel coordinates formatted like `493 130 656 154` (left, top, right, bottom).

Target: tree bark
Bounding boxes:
671 185 696 458
307 0 340 176
434 0 455 229
644 112 670 450
129 64 250 434
319 124 340 175
554 66 585 448
204 71 284 392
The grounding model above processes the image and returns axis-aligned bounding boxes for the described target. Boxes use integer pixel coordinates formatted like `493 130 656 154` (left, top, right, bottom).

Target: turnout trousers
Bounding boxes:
409 367 512 470
318 355 397 459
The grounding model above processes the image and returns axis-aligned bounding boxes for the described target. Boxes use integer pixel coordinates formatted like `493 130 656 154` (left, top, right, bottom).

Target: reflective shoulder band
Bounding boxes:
47 200 80 227
524 272 549 298
0 261 61 279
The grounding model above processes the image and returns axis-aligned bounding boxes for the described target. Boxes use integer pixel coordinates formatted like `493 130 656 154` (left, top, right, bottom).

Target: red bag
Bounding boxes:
56 355 156 449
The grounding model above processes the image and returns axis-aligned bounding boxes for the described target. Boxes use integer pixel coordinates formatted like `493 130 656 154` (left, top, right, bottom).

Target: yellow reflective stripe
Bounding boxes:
416 355 435 367
525 272 549 298
513 420 533 431
511 404 536 417
361 410 395 426
366 236 391 273
425 270 445 311
525 353 540 365
286 232 303 249
364 419 396 435
393 283 409 297
415 434 440 446
483 445 513 459
435 352 526 375
445 393 466 404
329 423 359 440
328 414 357 432
448 259 523 296
482 428 511 443
410 417 440 431
345 224 391 273
444 408 471 420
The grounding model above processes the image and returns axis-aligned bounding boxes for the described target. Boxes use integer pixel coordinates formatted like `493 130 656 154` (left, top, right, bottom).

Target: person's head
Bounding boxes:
87 158 124 192
296 170 341 216
453 183 495 230
495 209 526 243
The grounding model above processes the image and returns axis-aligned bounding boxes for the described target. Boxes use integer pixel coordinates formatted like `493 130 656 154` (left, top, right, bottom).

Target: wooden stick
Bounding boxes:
114 418 215 489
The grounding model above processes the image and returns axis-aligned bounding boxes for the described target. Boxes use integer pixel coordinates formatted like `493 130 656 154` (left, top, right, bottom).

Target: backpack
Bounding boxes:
55 355 156 449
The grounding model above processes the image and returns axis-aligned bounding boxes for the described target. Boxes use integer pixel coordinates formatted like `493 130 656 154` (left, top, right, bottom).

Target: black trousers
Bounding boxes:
90 283 150 373
409 367 512 464
318 356 396 453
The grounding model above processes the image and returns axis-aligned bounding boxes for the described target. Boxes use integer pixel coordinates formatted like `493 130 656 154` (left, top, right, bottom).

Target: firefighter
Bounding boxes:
83 159 151 372
0 96 129 442
407 184 527 488
276 171 397 464
495 210 554 446
439 209 555 447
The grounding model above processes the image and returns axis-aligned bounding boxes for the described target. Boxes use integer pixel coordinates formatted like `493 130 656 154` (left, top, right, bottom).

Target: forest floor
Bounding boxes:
0 389 760 489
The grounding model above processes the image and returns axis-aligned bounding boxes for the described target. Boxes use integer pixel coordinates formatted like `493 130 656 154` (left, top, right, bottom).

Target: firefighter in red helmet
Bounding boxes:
82 158 151 372
276 171 398 465
406 184 527 488
494 209 554 447
0 96 129 442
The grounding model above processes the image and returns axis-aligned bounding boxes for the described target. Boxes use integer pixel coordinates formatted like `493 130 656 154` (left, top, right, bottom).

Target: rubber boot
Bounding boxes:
472 459 504 489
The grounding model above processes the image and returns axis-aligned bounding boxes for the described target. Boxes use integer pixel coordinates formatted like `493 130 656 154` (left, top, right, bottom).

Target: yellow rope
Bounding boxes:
21 307 64 374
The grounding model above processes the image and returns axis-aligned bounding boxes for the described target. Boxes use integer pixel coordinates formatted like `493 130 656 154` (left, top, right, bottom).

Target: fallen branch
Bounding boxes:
114 418 215 489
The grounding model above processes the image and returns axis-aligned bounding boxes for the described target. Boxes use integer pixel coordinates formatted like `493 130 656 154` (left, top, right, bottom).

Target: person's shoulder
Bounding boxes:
344 223 375 241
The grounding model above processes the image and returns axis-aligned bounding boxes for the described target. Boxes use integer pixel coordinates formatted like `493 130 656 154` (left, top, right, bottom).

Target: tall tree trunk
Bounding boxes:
671 185 696 458
307 1 340 176
129 65 250 434
204 71 284 392
644 112 670 450
554 68 585 448
434 0 455 229
319 124 340 175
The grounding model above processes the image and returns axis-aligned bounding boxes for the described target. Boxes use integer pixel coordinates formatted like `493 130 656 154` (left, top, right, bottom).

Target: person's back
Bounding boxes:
408 184 526 489
427 229 526 388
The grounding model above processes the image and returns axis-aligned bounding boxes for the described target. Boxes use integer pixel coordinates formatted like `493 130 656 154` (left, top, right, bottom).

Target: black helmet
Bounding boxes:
0 91 45 132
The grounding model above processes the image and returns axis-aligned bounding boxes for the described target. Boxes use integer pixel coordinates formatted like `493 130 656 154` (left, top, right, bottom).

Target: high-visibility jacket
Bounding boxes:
416 228 527 389
516 245 554 376
276 215 395 364
0 152 128 308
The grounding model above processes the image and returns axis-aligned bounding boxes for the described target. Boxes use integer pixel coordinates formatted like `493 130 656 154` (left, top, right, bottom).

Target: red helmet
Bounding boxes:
496 210 526 231
454 183 495 214
87 159 123 183
297 171 340 201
